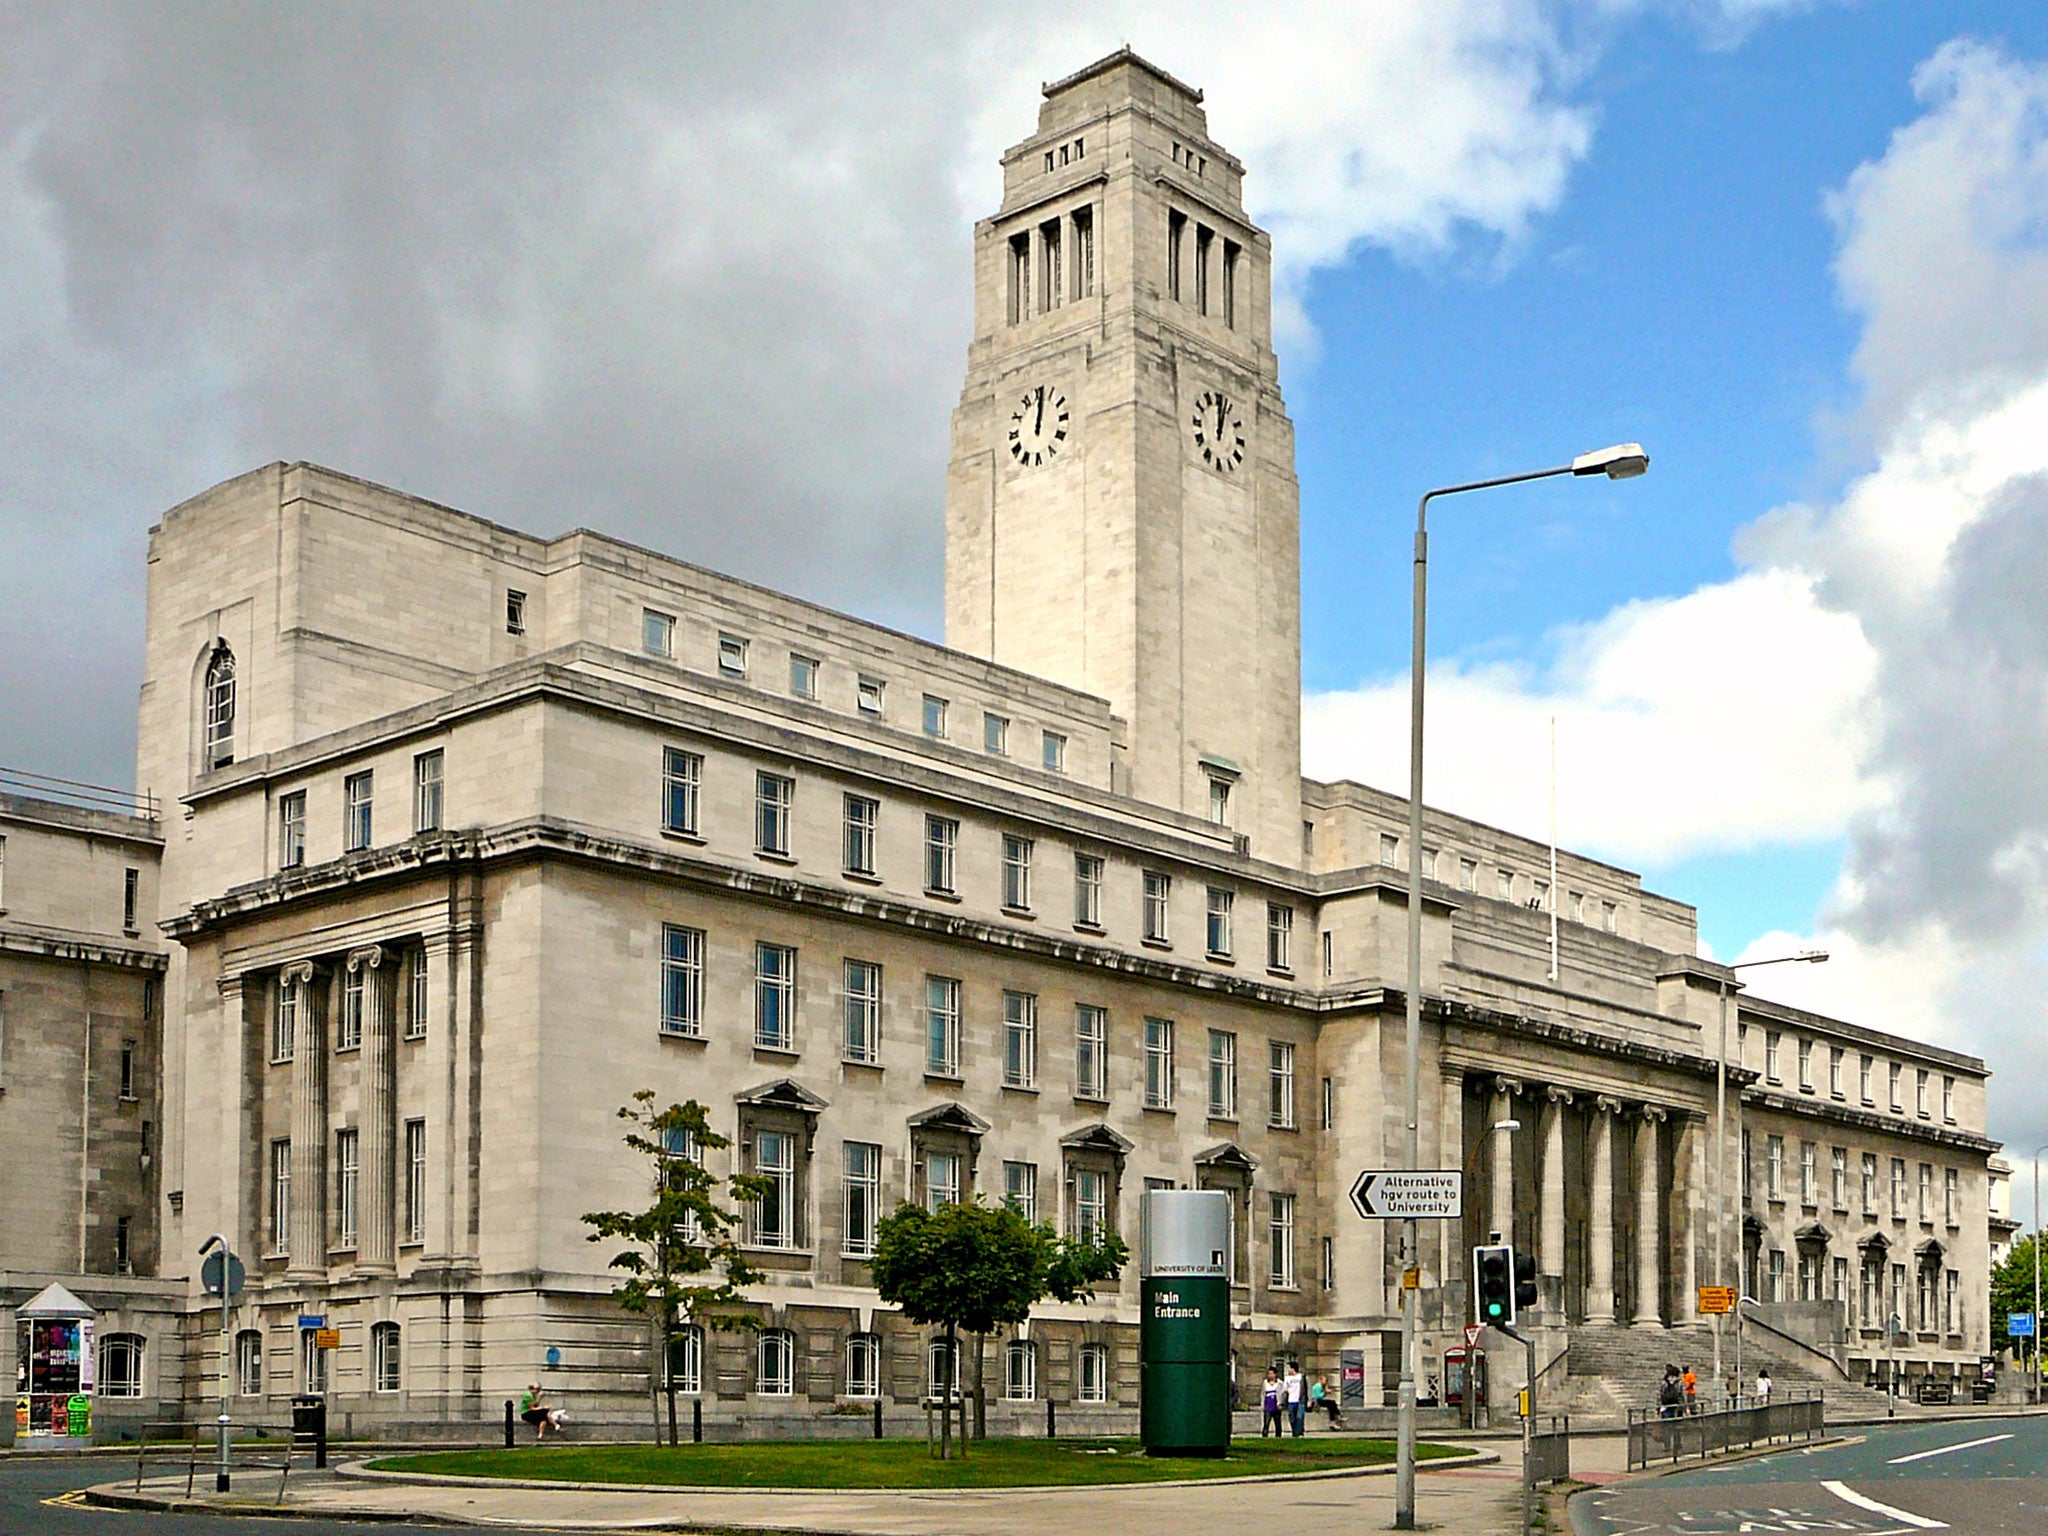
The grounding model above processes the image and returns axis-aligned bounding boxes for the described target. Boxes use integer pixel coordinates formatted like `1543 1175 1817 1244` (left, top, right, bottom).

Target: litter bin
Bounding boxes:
291 1394 328 1468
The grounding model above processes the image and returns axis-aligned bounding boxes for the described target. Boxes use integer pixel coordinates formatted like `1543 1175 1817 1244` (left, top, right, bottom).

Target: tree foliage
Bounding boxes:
869 1198 1128 1456
582 1093 771 1441
1990 1233 2044 1353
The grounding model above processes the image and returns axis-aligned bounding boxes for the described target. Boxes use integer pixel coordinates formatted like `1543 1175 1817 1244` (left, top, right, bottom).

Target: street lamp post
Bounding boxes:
2033 1147 2047 1404
1397 442 1648 1530
1712 951 1827 1407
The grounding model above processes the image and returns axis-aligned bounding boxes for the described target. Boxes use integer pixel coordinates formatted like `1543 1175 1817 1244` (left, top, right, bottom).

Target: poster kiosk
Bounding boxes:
13 1283 95 1443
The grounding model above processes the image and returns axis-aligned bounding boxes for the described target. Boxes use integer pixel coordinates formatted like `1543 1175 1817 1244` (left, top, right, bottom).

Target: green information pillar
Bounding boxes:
1140 1188 1232 1456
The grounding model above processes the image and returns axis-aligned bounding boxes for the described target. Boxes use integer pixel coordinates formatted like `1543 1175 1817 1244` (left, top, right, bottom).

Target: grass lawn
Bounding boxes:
368 1435 1471 1489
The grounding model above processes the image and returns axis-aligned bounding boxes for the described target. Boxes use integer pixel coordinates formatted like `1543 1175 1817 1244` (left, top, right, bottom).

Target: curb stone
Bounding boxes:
86 1447 1501 1525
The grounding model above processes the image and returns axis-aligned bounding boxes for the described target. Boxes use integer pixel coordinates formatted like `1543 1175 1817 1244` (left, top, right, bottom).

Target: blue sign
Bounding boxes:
297 1315 327 1330
545 1346 562 1367
2009 1312 2034 1338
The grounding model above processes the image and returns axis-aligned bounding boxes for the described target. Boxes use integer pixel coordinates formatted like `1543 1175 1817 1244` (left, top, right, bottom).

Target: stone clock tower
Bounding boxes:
945 49 1302 858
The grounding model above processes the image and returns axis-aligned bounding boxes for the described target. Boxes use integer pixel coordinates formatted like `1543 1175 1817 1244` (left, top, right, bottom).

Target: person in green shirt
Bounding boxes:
519 1383 553 1439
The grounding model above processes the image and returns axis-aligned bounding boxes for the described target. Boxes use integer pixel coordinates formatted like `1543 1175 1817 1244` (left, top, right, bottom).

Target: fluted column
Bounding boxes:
1587 1096 1618 1322
285 962 327 1281
351 945 396 1274
1676 1113 1702 1324
1634 1106 1667 1325
1540 1087 1572 1285
1491 1078 1522 1246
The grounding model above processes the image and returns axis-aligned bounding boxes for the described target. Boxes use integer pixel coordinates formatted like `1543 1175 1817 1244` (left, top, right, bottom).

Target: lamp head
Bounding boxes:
1492 1118 1522 1133
1572 442 1650 480
1798 949 1829 964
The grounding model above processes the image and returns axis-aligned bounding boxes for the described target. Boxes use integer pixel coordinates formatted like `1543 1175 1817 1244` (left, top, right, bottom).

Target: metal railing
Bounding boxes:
133 1420 295 1504
0 766 159 821
1528 1413 1570 1485
1626 1389 1824 1471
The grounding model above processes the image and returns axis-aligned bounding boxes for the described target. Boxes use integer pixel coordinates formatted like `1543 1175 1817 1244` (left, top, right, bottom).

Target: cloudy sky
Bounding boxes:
8 3 2048 1197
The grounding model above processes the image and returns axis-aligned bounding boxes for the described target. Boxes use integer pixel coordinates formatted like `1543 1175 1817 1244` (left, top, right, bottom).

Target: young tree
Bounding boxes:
869 1199 1127 1456
1991 1234 2043 1376
582 1093 770 1444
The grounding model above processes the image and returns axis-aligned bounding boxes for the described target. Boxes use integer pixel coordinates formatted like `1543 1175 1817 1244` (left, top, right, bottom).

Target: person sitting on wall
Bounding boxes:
520 1383 555 1440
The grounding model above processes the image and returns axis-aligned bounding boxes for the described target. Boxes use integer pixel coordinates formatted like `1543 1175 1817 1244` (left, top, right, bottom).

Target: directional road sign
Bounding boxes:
1349 1169 1462 1220
2010 1311 2035 1338
1697 1286 1737 1315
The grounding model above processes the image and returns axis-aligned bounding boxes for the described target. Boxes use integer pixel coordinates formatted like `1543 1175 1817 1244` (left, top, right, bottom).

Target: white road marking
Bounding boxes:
1886 1433 2014 1465
1821 1480 1947 1529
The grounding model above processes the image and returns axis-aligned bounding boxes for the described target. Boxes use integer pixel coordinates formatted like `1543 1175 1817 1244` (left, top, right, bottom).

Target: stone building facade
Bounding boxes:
1 786 185 1440
0 50 2002 1438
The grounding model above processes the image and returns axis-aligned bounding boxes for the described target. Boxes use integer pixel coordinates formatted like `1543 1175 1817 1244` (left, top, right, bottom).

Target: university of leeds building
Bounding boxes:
1 51 2000 1441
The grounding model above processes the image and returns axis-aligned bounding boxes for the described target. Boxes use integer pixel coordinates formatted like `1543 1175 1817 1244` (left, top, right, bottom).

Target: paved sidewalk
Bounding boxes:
92 1447 1523 1533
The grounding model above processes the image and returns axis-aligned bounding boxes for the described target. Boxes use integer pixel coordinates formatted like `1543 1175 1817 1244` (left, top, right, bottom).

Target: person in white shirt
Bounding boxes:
1283 1364 1306 1436
1755 1368 1772 1404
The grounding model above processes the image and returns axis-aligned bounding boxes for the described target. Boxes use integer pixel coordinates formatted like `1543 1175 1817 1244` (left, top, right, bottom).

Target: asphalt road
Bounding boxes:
0 1454 534 1536
1574 1413 2048 1535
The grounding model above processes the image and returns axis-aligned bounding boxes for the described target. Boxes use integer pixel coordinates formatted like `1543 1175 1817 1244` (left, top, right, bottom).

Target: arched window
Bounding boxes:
1004 1338 1037 1402
371 1322 401 1393
99 1333 145 1398
235 1329 263 1397
925 1336 960 1402
844 1333 879 1399
756 1328 794 1397
1077 1341 1109 1404
202 643 236 769
665 1325 703 1396
300 1328 329 1394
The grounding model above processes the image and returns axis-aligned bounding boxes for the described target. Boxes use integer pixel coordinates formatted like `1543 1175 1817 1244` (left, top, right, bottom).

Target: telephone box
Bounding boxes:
1444 1345 1487 1408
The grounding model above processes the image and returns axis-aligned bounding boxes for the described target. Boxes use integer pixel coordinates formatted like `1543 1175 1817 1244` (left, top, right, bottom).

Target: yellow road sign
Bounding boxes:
1697 1286 1737 1315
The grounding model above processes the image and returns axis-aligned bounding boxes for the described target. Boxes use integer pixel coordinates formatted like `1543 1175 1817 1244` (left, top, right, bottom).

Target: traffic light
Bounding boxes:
1514 1251 1538 1318
1473 1244 1514 1326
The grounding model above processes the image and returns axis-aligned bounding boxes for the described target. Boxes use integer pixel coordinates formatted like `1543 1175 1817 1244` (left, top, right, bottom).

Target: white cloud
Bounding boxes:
1827 40 2048 440
1308 37 2048 1162
1303 565 1881 866
0 1 1642 784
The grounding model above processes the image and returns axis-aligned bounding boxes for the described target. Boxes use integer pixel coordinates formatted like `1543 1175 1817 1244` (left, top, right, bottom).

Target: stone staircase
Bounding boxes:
1545 1320 1898 1426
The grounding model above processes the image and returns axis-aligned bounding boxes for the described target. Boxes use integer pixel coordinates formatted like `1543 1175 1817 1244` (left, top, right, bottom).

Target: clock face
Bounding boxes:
1191 389 1246 472
1008 384 1069 467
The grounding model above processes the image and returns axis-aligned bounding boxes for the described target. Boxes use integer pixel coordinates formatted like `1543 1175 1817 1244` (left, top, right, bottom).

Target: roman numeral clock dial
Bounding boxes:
1008 384 1068 467
1191 389 1246 472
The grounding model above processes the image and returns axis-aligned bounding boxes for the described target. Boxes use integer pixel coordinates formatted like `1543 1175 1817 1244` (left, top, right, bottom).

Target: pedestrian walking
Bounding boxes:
1681 1365 1698 1415
1283 1362 1306 1437
1657 1364 1684 1420
1261 1368 1283 1436
1755 1367 1772 1404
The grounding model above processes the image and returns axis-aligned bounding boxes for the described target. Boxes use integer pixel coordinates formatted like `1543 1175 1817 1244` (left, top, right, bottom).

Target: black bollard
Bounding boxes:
692 1396 703 1444
1046 1398 1056 1439
504 1399 515 1449
873 1397 883 1440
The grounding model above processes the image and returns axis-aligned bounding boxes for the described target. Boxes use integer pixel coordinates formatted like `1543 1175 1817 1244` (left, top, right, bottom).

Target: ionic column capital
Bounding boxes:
1595 1094 1624 1115
1493 1076 1524 1098
346 944 387 974
280 959 319 987
1637 1104 1669 1124
1544 1085 1575 1106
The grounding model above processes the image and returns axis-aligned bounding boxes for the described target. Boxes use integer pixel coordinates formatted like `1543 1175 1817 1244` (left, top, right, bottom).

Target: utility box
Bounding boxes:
1140 1189 1231 1457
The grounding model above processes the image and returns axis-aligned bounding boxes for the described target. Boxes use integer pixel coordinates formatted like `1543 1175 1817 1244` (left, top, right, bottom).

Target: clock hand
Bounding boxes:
1035 387 1045 436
